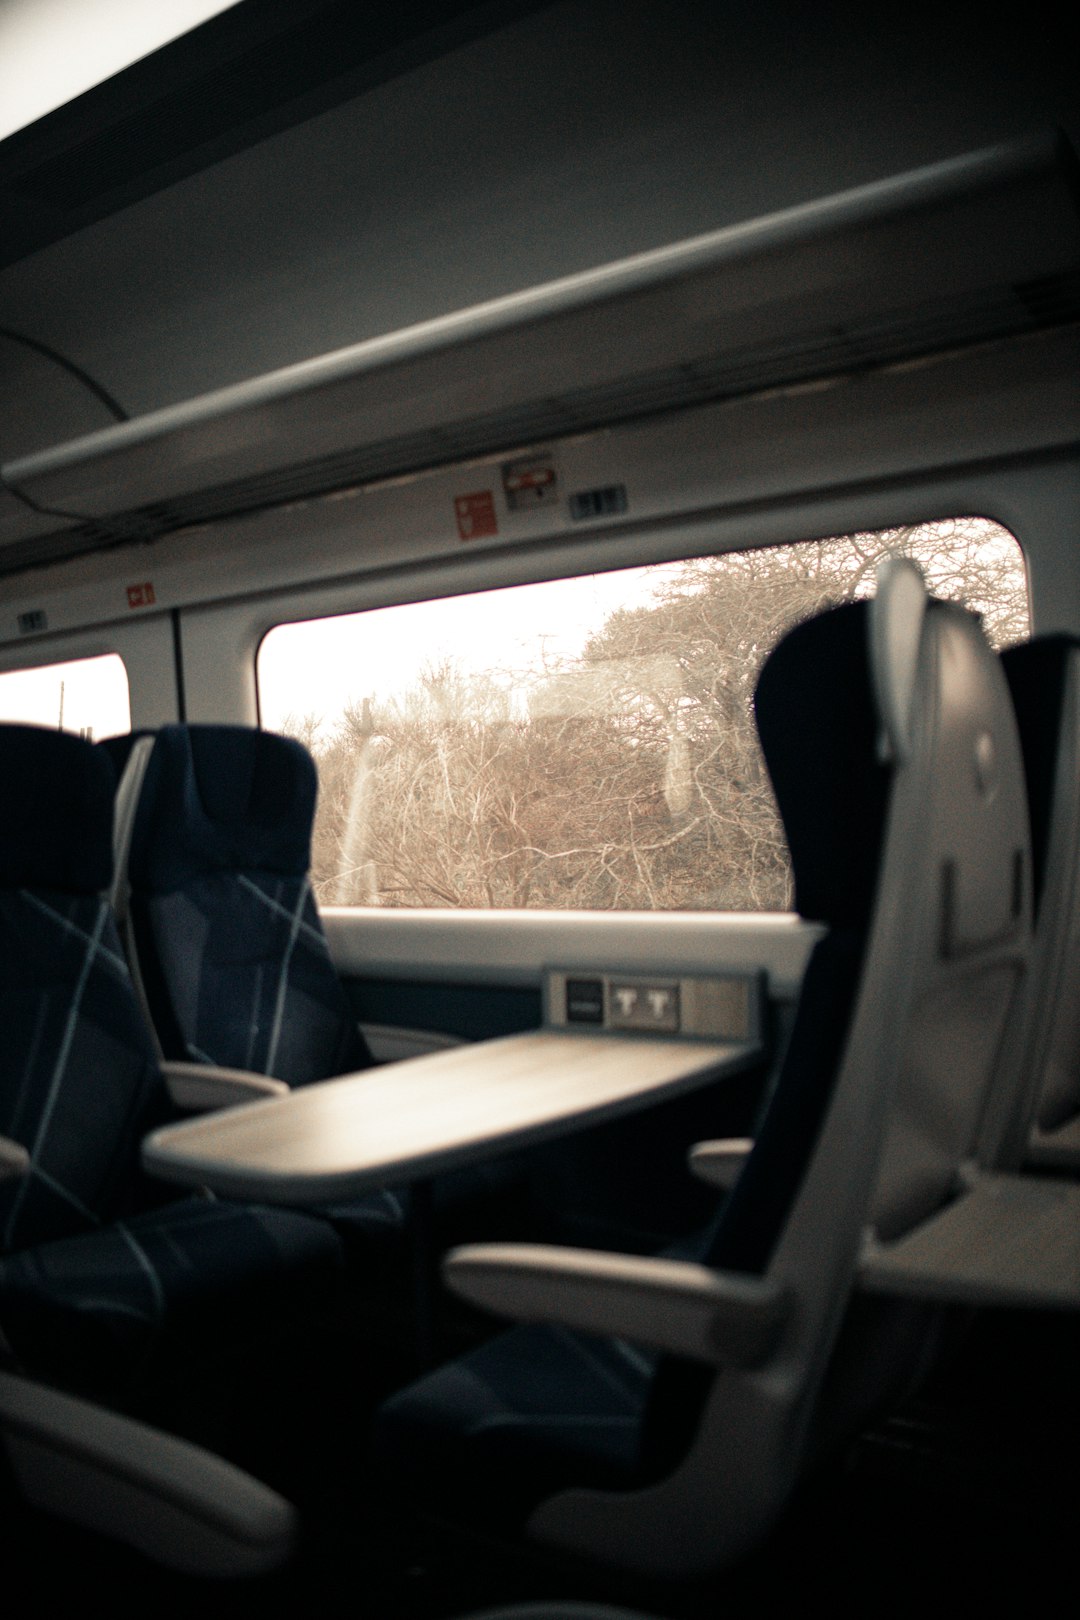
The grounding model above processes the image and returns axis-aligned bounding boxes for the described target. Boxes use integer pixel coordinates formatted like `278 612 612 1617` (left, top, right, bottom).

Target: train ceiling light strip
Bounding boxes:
2 133 1078 572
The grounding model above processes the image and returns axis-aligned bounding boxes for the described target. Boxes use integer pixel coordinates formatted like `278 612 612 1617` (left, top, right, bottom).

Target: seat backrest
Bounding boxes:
995 635 1080 1161
114 723 371 1084
528 563 1031 1576
0 725 165 1252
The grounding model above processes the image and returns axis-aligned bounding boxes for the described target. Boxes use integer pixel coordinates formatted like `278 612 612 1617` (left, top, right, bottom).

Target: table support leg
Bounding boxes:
409 1177 437 1369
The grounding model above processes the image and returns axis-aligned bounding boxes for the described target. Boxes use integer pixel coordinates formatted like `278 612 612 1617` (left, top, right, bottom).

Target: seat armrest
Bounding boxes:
0 1135 30 1182
443 1243 789 1368
160 1061 289 1112
688 1137 754 1190
0 1370 296 1576
360 1021 465 1063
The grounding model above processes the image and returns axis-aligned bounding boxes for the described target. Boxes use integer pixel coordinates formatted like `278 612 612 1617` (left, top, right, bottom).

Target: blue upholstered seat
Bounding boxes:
372 598 887 1520
100 724 416 1247
371 571 1032 1579
0 724 344 1401
102 724 371 1083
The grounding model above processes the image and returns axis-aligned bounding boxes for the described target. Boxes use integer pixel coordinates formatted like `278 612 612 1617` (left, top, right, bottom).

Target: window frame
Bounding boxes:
0 613 182 734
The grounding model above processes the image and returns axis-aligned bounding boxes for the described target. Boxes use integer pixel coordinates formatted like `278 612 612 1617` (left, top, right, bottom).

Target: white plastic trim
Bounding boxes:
859 1170 1080 1309
0 1135 30 1182
444 1242 789 1368
0 1371 296 1576
322 908 822 1000
869 555 928 763
688 1137 754 1190
359 1021 465 1063
160 1061 288 1112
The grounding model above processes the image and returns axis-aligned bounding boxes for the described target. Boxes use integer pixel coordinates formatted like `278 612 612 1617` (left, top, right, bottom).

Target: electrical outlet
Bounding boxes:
609 980 680 1032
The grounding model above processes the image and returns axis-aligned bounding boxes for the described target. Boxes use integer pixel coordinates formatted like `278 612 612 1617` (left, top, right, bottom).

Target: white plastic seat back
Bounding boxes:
996 639 1080 1169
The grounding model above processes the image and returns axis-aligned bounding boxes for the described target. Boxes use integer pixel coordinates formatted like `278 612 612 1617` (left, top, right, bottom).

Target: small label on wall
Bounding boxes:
569 484 628 522
126 582 156 609
454 491 498 541
502 454 558 511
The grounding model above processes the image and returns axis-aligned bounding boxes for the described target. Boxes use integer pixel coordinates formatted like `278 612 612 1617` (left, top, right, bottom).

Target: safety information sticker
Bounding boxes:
455 491 499 541
501 453 558 511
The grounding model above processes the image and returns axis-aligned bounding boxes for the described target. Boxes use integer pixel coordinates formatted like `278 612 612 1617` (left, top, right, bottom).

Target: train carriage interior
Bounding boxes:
1 2 1079 1615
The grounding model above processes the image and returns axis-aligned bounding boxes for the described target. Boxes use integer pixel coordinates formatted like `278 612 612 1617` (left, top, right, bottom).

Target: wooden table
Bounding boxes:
143 1027 761 1364
142 1028 761 1203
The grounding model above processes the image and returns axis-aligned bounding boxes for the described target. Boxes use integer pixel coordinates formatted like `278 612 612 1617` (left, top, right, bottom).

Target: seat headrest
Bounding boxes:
754 599 891 927
0 724 115 893
128 725 317 889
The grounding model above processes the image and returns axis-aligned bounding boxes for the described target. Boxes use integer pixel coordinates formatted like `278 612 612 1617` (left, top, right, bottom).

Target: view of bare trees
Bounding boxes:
282 520 1027 912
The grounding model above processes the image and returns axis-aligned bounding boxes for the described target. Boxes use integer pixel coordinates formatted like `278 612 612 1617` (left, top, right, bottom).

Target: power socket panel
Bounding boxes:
546 969 761 1043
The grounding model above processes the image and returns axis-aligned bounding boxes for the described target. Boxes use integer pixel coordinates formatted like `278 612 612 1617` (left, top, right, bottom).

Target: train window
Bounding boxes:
0 653 130 741
258 518 1027 910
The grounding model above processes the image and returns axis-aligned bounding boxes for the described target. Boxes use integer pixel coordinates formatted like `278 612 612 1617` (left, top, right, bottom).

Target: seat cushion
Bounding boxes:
0 1195 344 1398
372 1322 654 1527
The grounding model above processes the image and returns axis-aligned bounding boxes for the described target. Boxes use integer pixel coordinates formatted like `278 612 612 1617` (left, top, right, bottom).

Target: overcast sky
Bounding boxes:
0 652 130 737
258 564 676 738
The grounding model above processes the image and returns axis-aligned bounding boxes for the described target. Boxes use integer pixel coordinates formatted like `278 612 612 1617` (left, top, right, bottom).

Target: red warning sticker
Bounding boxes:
126 582 156 609
454 491 498 542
